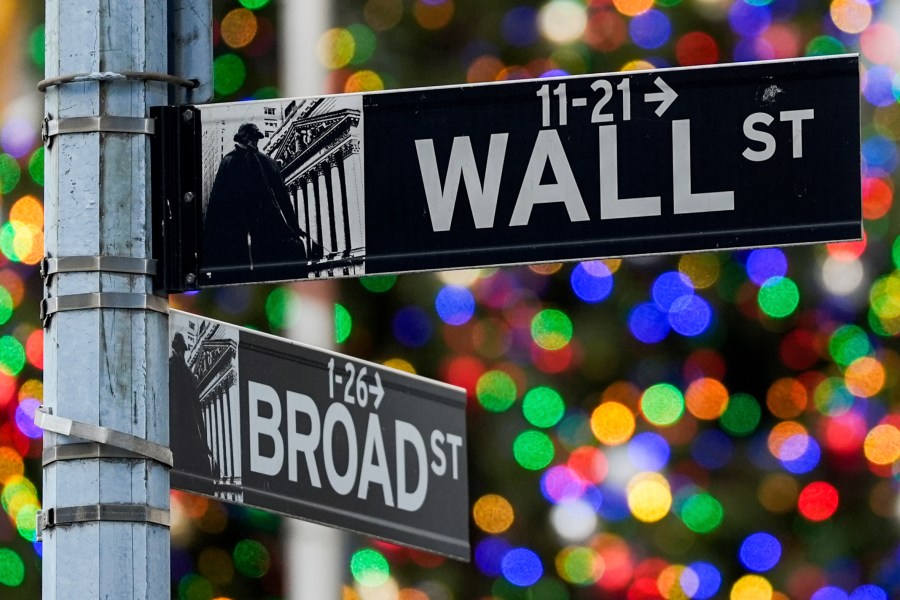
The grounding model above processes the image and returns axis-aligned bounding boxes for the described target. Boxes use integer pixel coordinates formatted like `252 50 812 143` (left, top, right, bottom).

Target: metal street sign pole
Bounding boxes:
42 0 170 597
167 309 470 561
152 54 860 292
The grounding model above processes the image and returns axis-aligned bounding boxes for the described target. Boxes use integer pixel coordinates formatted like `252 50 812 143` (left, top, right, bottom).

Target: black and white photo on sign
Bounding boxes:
169 311 243 503
200 95 366 283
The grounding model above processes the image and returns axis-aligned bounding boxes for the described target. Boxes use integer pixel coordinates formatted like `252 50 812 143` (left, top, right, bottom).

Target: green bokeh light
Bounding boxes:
213 53 247 96
335 303 352 344
640 383 684 426
513 430 555 470
0 154 21 195
349 23 377 64
806 35 846 56
522 386 565 428
15 503 38 542
0 336 25 376
29 26 45 67
350 548 390 587
476 370 517 412
252 86 280 99
232 539 270 579
239 0 272 8
719 393 761 436
0 548 24 587
892 236 900 270
531 309 573 350
0 287 13 326
758 276 799 318
177 574 213 600
265 288 297 330
560 547 597 585
28 148 43 186
829 324 871 367
680 493 724 533
360 274 397 293
0 223 18 262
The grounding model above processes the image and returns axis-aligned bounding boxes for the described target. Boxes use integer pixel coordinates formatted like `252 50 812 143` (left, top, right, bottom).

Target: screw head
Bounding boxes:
182 110 193 122
183 191 195 203
185 273 197 286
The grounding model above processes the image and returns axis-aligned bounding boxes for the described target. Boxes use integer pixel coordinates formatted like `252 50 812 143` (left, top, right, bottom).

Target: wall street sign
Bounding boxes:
152 54 860 291
167 309 470 560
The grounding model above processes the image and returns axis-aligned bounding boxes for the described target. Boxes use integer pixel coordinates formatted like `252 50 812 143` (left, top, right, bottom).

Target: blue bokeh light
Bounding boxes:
501 547 543 587
629 301 671 343
571 261 614 303
627 431 671 471
540 465 586 504
669 295 712 337
629 9 671 50
692 429 733 469
849 585 888 600
392 306 433 347
652 271 694 311
435 285 476 325
746 248 788 286
811 586 850 600
781 435 821 474
475 536 512 577
684 561 722 600
739 532 782 572
501 6 539 47
728 2 772 37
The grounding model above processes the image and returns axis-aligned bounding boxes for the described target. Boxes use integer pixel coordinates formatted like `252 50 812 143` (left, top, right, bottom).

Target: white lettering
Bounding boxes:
323 403 358 496
446 433 463 480
742 112 776 162
510 129 589 226
430 430 446 476
415 134 508 231
249 381 284 476
599 125 661 219
780 109 814 158
358 413 394 506
673 119 734 214
396 420 428 512
286 391 321 487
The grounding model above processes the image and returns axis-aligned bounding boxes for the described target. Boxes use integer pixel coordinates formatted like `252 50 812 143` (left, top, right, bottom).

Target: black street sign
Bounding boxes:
153 55 860 290
167 309 470 560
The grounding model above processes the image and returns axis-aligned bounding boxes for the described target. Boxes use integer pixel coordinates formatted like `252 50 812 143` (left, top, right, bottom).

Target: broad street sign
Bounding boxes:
168 309 470 560
152 54 860 291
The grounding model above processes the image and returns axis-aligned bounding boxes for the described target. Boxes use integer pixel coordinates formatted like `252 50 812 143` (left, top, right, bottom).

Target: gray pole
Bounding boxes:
43 1 169 598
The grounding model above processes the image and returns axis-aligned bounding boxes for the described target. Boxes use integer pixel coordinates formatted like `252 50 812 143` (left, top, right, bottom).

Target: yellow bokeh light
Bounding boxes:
220 8 258 49
730 574 773 600
472 494 515 534
767 421 808 461
0 446 24 484
658 564 689 600
317 28 356 70
529 263 564 275
830 0 872 34
844 356 885 398
345 70 384 93
685 378 729 420
621 59 656 72
679 253 719 289
414 0 454 30
766 377 807 419
864 423 900 465
613 0 654 17
591 401 636 446
364 0 404 32
538 0 588 44
758 473 798 514
627 472 672 523
10 195 42 229
13 223 43 265
556 546 604 584
383 358 416 374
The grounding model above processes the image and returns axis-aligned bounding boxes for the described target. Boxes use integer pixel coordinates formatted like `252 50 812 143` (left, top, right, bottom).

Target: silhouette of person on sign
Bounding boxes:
203 122 310 272
168 332 214 485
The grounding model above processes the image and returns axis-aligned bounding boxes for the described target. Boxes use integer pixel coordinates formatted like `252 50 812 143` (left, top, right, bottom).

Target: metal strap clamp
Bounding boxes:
42 116 155 144
34 407 173 468
42 442 157 467
37 70 199 93
41 292 168 328
36 504 170 540
41 255 158 279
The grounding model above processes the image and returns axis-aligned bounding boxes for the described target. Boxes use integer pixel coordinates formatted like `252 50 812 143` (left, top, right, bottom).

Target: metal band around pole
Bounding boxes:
35 408 173 468
42 442 152 466
42 116 155 141
36 505 170 540
41 292 169 327
41 256 157 279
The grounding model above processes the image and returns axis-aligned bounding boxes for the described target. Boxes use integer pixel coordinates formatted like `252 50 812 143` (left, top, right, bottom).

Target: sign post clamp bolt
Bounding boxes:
183 191 194 204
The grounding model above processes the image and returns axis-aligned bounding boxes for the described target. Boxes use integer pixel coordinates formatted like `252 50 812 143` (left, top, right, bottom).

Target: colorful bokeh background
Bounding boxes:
1 0 900 597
